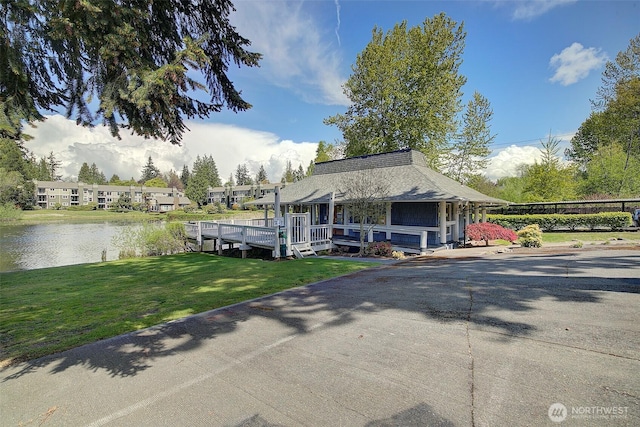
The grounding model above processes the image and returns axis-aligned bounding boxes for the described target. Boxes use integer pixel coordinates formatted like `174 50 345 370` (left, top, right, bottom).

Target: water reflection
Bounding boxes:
0 222 139 272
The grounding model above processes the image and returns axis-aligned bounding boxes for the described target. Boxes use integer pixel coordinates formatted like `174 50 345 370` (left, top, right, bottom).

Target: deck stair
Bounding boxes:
292 243 317 259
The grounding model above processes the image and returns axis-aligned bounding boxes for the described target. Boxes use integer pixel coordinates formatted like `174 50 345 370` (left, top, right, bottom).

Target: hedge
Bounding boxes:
487 212 632 231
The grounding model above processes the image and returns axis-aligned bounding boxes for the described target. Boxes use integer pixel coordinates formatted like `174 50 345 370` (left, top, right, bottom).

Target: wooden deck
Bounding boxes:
185 215 450 258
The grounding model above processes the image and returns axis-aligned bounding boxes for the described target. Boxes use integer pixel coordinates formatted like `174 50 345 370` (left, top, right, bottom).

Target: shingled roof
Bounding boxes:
253 149 508 205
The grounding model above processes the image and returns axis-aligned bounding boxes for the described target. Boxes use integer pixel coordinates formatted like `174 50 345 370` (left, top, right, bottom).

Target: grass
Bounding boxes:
11 209 267 225
17 209 152 224
0 253 374 365
542 231 640 243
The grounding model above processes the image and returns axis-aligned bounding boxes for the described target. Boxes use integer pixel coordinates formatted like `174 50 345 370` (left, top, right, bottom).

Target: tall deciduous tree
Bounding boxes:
1 0 261 144
165 169 183 190
445 91 495 184
144 177 168 188
568 33 640 197
324 13 466 169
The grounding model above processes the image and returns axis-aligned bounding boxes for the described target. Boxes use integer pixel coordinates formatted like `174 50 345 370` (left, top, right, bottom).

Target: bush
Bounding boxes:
488 212 632 231
517 224 543 248
183 203 199 213
0 203 22 221
466 222 517 246
365 241 393 257
113 222 188 258
67 202 98 211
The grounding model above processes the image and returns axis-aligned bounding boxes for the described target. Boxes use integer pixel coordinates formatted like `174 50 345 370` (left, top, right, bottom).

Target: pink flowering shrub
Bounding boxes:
466 223 518 246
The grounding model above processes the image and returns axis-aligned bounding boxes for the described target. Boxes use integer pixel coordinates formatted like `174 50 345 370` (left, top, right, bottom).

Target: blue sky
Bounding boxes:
29 0 640 183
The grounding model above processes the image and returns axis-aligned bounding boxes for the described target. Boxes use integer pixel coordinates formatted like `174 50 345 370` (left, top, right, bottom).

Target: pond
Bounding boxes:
0 222 140 272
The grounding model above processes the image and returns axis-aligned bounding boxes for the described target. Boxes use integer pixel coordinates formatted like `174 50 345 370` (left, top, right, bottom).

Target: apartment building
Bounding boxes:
33 181 190 211
207 182 288 208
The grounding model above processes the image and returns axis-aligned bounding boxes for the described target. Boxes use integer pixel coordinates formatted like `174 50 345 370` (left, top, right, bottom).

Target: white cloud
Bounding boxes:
484 132 575 181
549 42 608 86
485 145 544 181
510 0 577 20
231 0 348 105
26 115 317 184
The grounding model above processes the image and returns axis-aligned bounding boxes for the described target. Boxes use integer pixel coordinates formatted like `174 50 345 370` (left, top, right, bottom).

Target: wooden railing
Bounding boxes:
186 218 453 257
185 221 277 253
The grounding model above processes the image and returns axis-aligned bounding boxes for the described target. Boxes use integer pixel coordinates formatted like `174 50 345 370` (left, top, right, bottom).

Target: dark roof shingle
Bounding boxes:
252 150 508 205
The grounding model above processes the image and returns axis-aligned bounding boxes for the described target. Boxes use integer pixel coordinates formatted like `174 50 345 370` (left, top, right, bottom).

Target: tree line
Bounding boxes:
468 34 640 202
0 140 315 209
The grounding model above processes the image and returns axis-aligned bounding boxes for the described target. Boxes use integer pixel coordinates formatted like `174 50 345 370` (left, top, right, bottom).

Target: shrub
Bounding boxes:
488 212 632 231
113 222 188 258
183 203 198 213
0 203 22 221
67 202 97 211
391 250 406 260
517 224 543 248
365 241 393 257
204 202 225 214
466 222 517 246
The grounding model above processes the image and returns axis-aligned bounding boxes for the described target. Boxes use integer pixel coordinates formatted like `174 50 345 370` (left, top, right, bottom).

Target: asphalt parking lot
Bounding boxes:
1 247 638 426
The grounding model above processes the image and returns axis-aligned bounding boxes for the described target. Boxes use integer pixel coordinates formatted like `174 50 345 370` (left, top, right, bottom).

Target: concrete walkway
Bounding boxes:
1 247 639 426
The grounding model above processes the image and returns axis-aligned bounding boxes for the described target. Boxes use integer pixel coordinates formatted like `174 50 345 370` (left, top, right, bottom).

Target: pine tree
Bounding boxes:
140 156 160 183
180 165 191 188
3 0 261 144
185 155 221 206
46 152 62 181
235 163 253 185
256 165 269 184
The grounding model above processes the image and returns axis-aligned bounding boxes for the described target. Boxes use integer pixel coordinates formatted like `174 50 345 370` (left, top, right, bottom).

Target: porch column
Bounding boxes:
482 207 487 223
452 201 460 241
386 204 392 240
328 192 335 240
474 203 480 224
274 185 281 219
464 203 470 233
439 201 447 245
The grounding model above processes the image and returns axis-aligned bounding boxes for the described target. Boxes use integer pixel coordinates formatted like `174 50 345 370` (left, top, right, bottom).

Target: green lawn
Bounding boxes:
12 209 266 224
542 231 640 243
0 254 374 365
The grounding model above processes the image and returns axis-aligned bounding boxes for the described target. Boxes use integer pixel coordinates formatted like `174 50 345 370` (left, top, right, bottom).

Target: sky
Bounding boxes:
26 0 640 184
